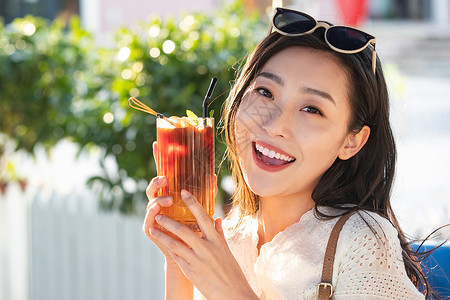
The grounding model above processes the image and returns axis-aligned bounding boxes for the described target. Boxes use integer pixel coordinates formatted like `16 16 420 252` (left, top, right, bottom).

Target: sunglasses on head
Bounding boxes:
271 7 377 75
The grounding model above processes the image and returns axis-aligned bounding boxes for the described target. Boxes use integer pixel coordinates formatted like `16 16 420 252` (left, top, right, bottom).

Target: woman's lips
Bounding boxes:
252 141 296 172
254 141 296 162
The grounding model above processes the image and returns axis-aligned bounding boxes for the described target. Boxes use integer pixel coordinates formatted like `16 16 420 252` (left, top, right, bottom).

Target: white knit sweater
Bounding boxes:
195 207 424 300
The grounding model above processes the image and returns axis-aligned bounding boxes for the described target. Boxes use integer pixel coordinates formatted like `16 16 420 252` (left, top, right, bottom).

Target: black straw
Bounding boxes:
202 77 217 118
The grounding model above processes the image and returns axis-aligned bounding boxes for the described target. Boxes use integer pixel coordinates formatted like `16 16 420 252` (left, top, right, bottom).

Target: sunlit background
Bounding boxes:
1 0 449 299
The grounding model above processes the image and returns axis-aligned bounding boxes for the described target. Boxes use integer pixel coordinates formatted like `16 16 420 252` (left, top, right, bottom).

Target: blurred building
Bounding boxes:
78 0 222 38
1 0 449 31
0 0 79 24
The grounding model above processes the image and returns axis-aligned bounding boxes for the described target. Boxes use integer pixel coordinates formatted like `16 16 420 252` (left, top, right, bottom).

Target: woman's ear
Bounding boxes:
338 125 370 160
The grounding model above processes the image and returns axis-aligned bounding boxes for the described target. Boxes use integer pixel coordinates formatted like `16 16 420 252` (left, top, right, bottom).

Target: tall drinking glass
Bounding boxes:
156 117 215 231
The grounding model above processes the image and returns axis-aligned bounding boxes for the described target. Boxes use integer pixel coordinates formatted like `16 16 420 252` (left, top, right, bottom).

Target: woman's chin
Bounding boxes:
243 174 281 198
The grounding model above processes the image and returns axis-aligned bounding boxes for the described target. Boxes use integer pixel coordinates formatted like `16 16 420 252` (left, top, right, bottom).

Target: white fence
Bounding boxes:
0 185 165 300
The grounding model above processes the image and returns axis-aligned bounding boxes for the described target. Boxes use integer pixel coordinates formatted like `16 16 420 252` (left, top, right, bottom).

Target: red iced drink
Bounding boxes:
156 116 215 231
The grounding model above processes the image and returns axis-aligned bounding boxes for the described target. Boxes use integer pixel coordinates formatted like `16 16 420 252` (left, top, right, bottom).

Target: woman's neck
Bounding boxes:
257 193 315 252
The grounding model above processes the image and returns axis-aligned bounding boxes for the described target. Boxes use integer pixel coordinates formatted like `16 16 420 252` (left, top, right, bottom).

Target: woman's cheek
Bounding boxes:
237 93 261 126
235 108 253 155
235 97 259 152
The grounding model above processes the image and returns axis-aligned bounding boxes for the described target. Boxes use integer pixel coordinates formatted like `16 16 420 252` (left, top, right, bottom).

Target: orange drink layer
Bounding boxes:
156 117 215 231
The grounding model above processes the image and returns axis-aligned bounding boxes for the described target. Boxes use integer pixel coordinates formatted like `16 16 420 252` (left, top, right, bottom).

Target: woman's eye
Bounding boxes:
256 88 273 99
301 106 323 116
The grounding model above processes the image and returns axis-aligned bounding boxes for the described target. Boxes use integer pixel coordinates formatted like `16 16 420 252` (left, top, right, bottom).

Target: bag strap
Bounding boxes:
317 211 357 300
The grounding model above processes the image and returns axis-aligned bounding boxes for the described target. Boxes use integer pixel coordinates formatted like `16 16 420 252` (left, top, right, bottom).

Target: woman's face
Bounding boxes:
235 46 353 200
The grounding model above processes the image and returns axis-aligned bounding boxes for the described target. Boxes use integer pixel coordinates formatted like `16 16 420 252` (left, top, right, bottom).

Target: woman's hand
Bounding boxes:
149 189 258 300
142 141 218 262
142 175 176 261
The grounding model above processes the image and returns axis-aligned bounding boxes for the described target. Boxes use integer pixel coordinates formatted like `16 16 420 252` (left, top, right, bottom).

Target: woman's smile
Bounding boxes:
252 141 296 171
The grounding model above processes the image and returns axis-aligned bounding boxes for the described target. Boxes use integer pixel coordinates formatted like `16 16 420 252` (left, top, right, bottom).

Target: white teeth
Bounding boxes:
254 142 295 162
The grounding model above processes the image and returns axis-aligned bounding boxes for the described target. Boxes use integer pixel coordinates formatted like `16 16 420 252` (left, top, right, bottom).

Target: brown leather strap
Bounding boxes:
318 211 357 300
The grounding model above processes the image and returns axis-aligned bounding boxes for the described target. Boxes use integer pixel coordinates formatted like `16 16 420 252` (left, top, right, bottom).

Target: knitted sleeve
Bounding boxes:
332 212 424 300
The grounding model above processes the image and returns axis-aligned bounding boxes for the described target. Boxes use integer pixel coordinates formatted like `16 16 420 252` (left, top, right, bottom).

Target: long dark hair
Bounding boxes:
221 30 436 298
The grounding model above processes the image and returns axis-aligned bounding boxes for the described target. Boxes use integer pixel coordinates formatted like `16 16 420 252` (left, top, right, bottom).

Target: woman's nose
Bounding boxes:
260 107 290 138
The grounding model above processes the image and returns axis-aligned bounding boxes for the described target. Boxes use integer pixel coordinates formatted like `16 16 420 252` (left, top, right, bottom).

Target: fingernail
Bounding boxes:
155 215 162 222
181 189 189 199
150 226 158 235
165 196 173 205
158 177 165 185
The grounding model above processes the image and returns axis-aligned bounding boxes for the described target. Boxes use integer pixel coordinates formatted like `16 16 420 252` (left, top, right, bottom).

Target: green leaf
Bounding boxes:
186 109 199 125
209 109 214 118
186 109 198 119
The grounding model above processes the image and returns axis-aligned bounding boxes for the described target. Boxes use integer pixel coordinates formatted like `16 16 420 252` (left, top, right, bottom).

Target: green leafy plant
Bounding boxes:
0 15 98 194
0 1 266 213
0 16 95 153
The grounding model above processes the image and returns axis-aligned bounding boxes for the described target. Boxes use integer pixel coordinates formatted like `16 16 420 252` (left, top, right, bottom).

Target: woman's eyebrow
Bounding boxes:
301 87 336 105
256 71 284 85
256 71 336 105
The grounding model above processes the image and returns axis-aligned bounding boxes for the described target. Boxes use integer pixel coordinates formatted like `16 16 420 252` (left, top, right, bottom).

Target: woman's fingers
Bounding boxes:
143 202 161 239
146 176 166 200
143 196 172 235
154 214 201 247
180 189 217 238
150 226 197 262
146 196 172 211
143 175 172 239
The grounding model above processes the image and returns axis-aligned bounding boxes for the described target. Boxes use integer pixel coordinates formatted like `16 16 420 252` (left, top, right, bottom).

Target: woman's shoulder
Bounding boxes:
343 210 398 242
311 207 398 244
335 210 407 276
335 210 401 258
333 211 425 299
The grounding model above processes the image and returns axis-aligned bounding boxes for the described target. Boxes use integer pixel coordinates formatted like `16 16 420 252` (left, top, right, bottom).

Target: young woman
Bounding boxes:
143 8 428 300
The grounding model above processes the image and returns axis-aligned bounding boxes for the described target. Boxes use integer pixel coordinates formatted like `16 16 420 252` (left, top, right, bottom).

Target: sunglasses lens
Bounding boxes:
274 10 316 34
326 26 371 51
